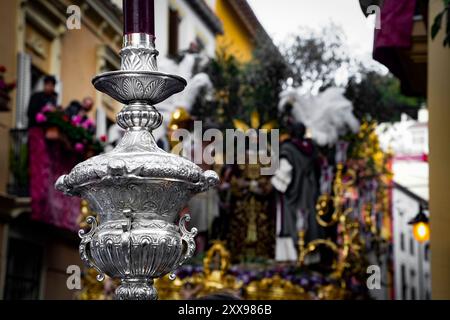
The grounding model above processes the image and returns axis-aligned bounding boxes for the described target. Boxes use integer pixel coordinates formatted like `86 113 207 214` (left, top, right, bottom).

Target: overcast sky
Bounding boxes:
247 0 377 59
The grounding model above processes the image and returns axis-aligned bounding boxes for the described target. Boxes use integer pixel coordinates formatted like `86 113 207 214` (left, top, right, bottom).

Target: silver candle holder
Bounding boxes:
55 33 219 300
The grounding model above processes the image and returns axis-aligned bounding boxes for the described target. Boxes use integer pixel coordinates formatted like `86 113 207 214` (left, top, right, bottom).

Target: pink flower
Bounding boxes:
35 113 47 123
71 115 82 126
81 118 95 130
41 104 54 113
74 142 85 153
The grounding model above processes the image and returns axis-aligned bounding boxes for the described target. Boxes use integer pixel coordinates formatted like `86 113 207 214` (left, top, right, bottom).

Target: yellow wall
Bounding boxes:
60 28 100 110
215 0 255 62
428 0 450 300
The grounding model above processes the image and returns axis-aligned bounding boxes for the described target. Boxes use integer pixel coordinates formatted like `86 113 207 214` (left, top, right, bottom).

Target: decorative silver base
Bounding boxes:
116 279 158 300
56 33 219 300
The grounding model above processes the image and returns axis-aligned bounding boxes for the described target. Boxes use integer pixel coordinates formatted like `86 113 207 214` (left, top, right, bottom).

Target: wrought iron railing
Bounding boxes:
7 128 29 197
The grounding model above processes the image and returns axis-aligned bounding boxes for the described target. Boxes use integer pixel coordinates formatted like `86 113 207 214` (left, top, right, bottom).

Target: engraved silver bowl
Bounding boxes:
93 71 186 105
56 128 218 300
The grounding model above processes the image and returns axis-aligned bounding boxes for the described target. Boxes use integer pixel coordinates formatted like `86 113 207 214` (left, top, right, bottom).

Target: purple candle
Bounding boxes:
123 0 155 36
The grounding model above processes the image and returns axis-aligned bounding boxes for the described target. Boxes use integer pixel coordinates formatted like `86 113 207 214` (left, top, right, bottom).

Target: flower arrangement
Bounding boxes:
171 262 368 299
35 106 104 155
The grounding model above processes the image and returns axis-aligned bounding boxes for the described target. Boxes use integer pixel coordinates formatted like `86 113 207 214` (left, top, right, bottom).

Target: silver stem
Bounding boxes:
123 33 155 48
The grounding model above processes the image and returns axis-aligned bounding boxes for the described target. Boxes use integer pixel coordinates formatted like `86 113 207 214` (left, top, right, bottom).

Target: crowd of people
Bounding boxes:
25 75 98 230
27 75 96 134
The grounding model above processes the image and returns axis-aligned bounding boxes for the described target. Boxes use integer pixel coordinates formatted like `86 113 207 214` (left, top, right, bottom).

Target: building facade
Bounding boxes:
378 109 431 300
392 185 430 300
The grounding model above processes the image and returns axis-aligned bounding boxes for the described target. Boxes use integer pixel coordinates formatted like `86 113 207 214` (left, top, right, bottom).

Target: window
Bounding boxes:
3 237 43 300
424 274 430 300
409 269 417 300
168 8 180 57
400 232 405 251
410 236 415 255
401 264 407 300
424 243 430 261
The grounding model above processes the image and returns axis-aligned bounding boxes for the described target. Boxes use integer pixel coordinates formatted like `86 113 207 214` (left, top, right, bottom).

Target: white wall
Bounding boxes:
377 109 429 156
392 160 429 201
155 0 216 58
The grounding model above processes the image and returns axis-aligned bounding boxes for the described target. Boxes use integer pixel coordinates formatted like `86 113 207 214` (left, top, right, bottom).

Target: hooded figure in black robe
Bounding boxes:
27 75 57 127
272 122 324 256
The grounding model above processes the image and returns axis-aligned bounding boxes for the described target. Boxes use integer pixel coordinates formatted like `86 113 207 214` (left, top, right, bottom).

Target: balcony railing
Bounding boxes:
7 128 29 198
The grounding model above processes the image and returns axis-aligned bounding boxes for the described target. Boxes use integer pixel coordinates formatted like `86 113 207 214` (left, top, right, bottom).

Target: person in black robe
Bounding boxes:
272 121 325 259
27 75 58 127
65 100 82 119
65 97 96 135
278 124 323 244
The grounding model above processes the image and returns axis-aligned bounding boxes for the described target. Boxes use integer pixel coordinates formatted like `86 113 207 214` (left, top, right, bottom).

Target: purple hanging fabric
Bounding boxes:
373 0 417 84
29 127 81 231
374 0 417 49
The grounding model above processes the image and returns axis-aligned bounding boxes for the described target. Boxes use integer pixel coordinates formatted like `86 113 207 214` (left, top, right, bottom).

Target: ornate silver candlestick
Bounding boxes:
55 32 219 300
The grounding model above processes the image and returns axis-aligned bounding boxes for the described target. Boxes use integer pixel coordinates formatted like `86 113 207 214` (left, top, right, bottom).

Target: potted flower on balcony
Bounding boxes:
0 65 16 112
35 107 104 157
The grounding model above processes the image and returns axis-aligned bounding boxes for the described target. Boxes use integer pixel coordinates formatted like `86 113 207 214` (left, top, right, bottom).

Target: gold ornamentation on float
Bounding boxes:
245 275 310 300
155 241 243 299
299 120 392 286
315 163 356 228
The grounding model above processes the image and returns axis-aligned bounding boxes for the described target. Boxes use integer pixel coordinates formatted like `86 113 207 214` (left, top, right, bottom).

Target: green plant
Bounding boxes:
9 141 29 188
431 0 450 47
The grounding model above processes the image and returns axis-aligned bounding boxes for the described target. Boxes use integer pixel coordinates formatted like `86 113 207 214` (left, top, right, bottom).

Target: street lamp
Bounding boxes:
408 204 430 299
408 205 430 243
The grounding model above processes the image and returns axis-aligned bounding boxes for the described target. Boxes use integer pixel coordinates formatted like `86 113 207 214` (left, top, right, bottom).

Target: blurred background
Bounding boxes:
0 0 448 300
